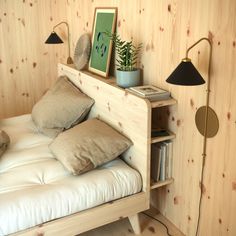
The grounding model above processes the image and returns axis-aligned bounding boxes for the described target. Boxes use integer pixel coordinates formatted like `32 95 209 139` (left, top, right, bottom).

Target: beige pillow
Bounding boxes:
32 76 94 137
49 118 132 175
0 130 10 157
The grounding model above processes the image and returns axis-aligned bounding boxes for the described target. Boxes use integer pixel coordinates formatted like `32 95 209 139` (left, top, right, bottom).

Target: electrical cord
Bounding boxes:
142 212 173 236
195 154 206 236
142 158 205 236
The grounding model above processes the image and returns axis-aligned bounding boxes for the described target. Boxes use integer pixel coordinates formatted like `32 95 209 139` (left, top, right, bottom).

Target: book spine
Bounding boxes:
151 144 161 181
168 141 173 178
163 141 173 179
159 144 166 181
165 142 170 179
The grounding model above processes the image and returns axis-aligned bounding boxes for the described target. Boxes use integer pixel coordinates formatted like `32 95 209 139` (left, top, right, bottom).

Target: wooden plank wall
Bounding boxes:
0 0 67 118
1 0 236 236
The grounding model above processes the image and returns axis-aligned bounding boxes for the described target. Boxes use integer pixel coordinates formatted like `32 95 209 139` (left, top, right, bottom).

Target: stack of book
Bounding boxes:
126 85 170 101
151 141 173 182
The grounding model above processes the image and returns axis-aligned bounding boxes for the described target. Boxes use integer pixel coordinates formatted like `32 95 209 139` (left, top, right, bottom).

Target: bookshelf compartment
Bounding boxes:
150 178 174 189
150 97 176 191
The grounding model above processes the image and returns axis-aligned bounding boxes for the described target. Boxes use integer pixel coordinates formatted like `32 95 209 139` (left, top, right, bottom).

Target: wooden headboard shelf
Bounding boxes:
58 63 152 193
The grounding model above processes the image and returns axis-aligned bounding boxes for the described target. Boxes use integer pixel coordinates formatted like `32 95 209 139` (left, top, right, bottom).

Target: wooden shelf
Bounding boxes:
151 98 177 108
151 131 175 144
150 178 174 189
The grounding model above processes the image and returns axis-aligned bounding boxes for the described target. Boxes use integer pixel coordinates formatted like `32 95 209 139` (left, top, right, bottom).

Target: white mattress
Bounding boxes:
0 115 142 236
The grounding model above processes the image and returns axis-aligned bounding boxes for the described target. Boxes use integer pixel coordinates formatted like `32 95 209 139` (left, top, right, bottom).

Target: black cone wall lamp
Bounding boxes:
166 37 219 236
45 21 73 64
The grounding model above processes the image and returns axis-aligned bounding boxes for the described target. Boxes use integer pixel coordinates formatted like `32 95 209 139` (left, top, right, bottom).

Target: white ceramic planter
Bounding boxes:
116 69 141 88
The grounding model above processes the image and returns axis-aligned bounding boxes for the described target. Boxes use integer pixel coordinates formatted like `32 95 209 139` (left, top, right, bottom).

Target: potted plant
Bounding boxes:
107 33 142 88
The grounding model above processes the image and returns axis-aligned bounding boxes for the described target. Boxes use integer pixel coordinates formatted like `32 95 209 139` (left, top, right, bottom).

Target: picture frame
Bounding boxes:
88 8 117 77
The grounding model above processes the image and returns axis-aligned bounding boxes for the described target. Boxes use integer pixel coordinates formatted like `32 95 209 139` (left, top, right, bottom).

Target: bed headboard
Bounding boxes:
58 63 151 193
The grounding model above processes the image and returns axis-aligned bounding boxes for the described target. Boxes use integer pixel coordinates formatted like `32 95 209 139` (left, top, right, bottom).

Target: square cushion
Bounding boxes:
32 76 94 137
49 118 132 175
0 130 10 158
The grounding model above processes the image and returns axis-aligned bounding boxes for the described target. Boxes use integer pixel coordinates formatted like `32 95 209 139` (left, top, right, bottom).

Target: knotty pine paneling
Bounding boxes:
1 1 236 236
0 0 68 118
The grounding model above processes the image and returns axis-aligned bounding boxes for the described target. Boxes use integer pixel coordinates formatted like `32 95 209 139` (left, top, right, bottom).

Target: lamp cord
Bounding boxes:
141 212 173 236
195 154 206 236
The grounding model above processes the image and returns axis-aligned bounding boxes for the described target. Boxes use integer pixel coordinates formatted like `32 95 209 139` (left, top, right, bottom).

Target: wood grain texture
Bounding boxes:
13 193 148 236
0 0 68 118
128 214 141 235
1 1 236 236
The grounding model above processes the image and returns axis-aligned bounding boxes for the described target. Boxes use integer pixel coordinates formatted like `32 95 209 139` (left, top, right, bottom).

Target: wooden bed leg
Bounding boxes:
128 214 141 235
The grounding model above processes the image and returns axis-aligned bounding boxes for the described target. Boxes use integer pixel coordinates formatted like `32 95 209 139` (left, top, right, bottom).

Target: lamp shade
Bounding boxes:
45 32 63 44
166 59 205 86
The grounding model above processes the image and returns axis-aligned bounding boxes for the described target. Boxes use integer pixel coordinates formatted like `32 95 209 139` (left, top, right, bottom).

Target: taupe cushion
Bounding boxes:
49 118 132 175
32 76 94 137
0 130 10 157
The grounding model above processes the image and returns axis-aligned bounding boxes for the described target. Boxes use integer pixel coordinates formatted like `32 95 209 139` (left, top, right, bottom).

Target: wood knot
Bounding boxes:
176 119 181 126
148 226 155 233
190 98 194 108
187 29 190 36
174 196 180 205
232 182 236 191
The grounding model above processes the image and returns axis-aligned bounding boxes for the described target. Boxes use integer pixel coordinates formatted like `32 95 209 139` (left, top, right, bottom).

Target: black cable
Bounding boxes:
142 212 173 236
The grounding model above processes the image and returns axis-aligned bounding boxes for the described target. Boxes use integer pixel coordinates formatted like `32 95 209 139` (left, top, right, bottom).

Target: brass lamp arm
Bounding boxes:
53 21 71 58
185 38 213 164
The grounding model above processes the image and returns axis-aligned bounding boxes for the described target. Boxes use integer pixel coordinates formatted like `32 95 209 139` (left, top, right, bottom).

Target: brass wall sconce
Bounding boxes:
45 21 73 64
166 37 219 236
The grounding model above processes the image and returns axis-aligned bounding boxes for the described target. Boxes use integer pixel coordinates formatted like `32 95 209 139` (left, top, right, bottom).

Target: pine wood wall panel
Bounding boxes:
1 1 236 236
0 0 67 118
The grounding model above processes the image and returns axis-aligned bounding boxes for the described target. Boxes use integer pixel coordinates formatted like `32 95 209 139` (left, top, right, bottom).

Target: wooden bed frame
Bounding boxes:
13 63 151 236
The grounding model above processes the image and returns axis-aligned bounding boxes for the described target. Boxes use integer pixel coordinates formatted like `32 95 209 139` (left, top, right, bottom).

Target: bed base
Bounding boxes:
12 64 151 235
13 193 148 236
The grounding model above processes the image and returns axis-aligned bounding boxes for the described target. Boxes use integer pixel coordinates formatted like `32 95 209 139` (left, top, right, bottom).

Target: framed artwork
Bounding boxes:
88 8 117 77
